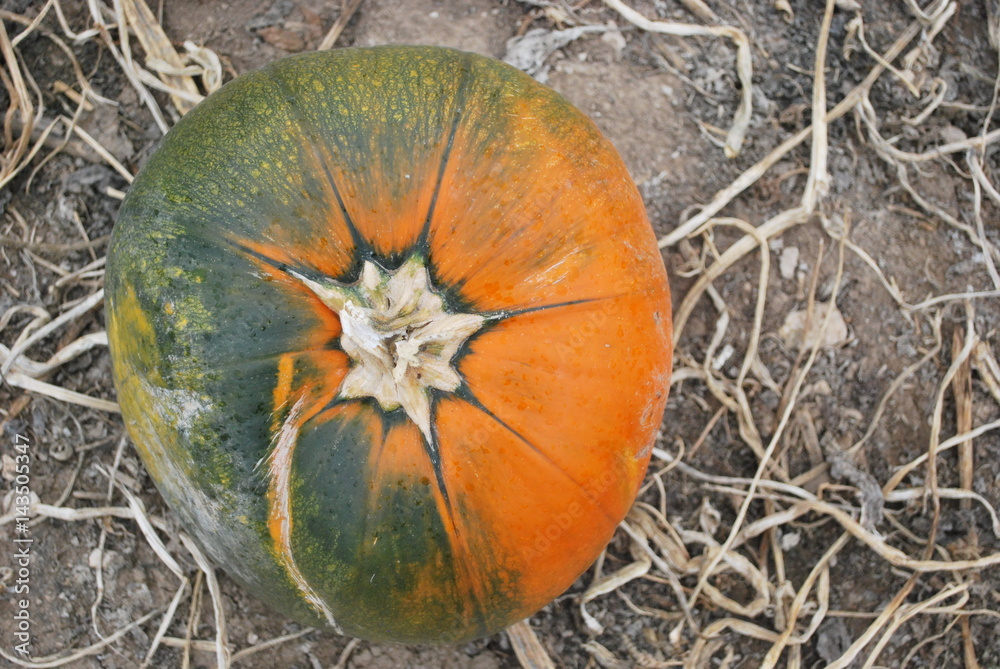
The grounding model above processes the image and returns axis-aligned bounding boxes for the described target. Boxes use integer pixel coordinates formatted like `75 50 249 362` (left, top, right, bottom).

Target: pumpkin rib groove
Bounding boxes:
311 394 367 425
263 66 374 276
482 296 601 322
414 53 473 254
452 386 620 526
195 347 345 370
223 234 336 286
456 297 608 366
357 410 390 586
426 410 493 636
456 285 669 367
311 147 372 274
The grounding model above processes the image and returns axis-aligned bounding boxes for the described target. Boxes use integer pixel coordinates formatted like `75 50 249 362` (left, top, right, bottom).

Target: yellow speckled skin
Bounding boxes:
106 46 672 643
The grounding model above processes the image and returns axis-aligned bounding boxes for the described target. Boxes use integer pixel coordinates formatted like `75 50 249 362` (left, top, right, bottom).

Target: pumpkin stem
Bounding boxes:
291 256 485 444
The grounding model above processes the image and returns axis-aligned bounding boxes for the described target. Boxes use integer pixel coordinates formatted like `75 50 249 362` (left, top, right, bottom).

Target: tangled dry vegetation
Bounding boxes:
2 0 1000 667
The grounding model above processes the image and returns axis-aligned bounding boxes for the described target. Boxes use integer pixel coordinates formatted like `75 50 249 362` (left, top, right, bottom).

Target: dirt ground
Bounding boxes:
3 0 1000 667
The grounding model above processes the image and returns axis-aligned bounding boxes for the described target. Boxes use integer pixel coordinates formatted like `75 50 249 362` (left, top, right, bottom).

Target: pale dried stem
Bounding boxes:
181 571 204 669
602 0 752 158
698 276 767 463
87 0 169 133
961 616 982 669
845 312 943 456
318 0 364 50
619 517 696 633
903 76 947 124
180 535 231 669
2 331 108 378
672 206 807 346
924 305 977 508
119 0 201 114
0 288 104 379
859 585 969 669
0 610 162 668
229 628 318 664
507 620 556 669
899 616 962 669
966 151 1000 289
580 543 651 634
687 230 847 623
801 0 836 212
660 21 923 248
951 328 974 512
885 417 1000 493
760 533 848 669
143 579 190 668
3 370 120 412
974 341 1000 408
0 18 35 183
69 124 134 182
886 488 1000 537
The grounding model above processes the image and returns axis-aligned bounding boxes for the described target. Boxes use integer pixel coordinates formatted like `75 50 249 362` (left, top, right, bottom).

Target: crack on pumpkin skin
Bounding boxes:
266 394 343 632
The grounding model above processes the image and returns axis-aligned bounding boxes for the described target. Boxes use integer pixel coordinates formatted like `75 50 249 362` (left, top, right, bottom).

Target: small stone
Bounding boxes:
939 124 967 145
780 532 801 550
779 246 799 279
779 302 849 350
600 30 627 60
1 455 15 481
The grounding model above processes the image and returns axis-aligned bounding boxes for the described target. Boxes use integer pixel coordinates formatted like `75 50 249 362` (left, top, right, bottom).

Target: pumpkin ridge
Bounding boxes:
310 145 373 274
455 286 669 363
262 66 374 276
426 412 493 635
414 52 473 253
452 386 620 525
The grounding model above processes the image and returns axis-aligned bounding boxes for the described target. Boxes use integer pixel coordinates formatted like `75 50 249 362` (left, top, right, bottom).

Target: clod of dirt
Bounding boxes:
257 26 306 52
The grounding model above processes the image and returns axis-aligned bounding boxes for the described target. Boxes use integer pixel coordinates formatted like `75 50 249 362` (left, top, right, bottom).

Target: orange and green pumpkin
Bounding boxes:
106 45 672 643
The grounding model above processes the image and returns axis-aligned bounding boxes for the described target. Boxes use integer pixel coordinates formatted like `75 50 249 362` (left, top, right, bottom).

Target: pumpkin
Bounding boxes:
106 45 672 643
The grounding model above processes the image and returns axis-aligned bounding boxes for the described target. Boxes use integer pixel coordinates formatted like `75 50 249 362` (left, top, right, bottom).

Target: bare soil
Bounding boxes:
2 0 1000 668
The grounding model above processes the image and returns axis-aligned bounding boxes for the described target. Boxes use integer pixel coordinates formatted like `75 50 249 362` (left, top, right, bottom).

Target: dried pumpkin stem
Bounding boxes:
292 255 485 444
